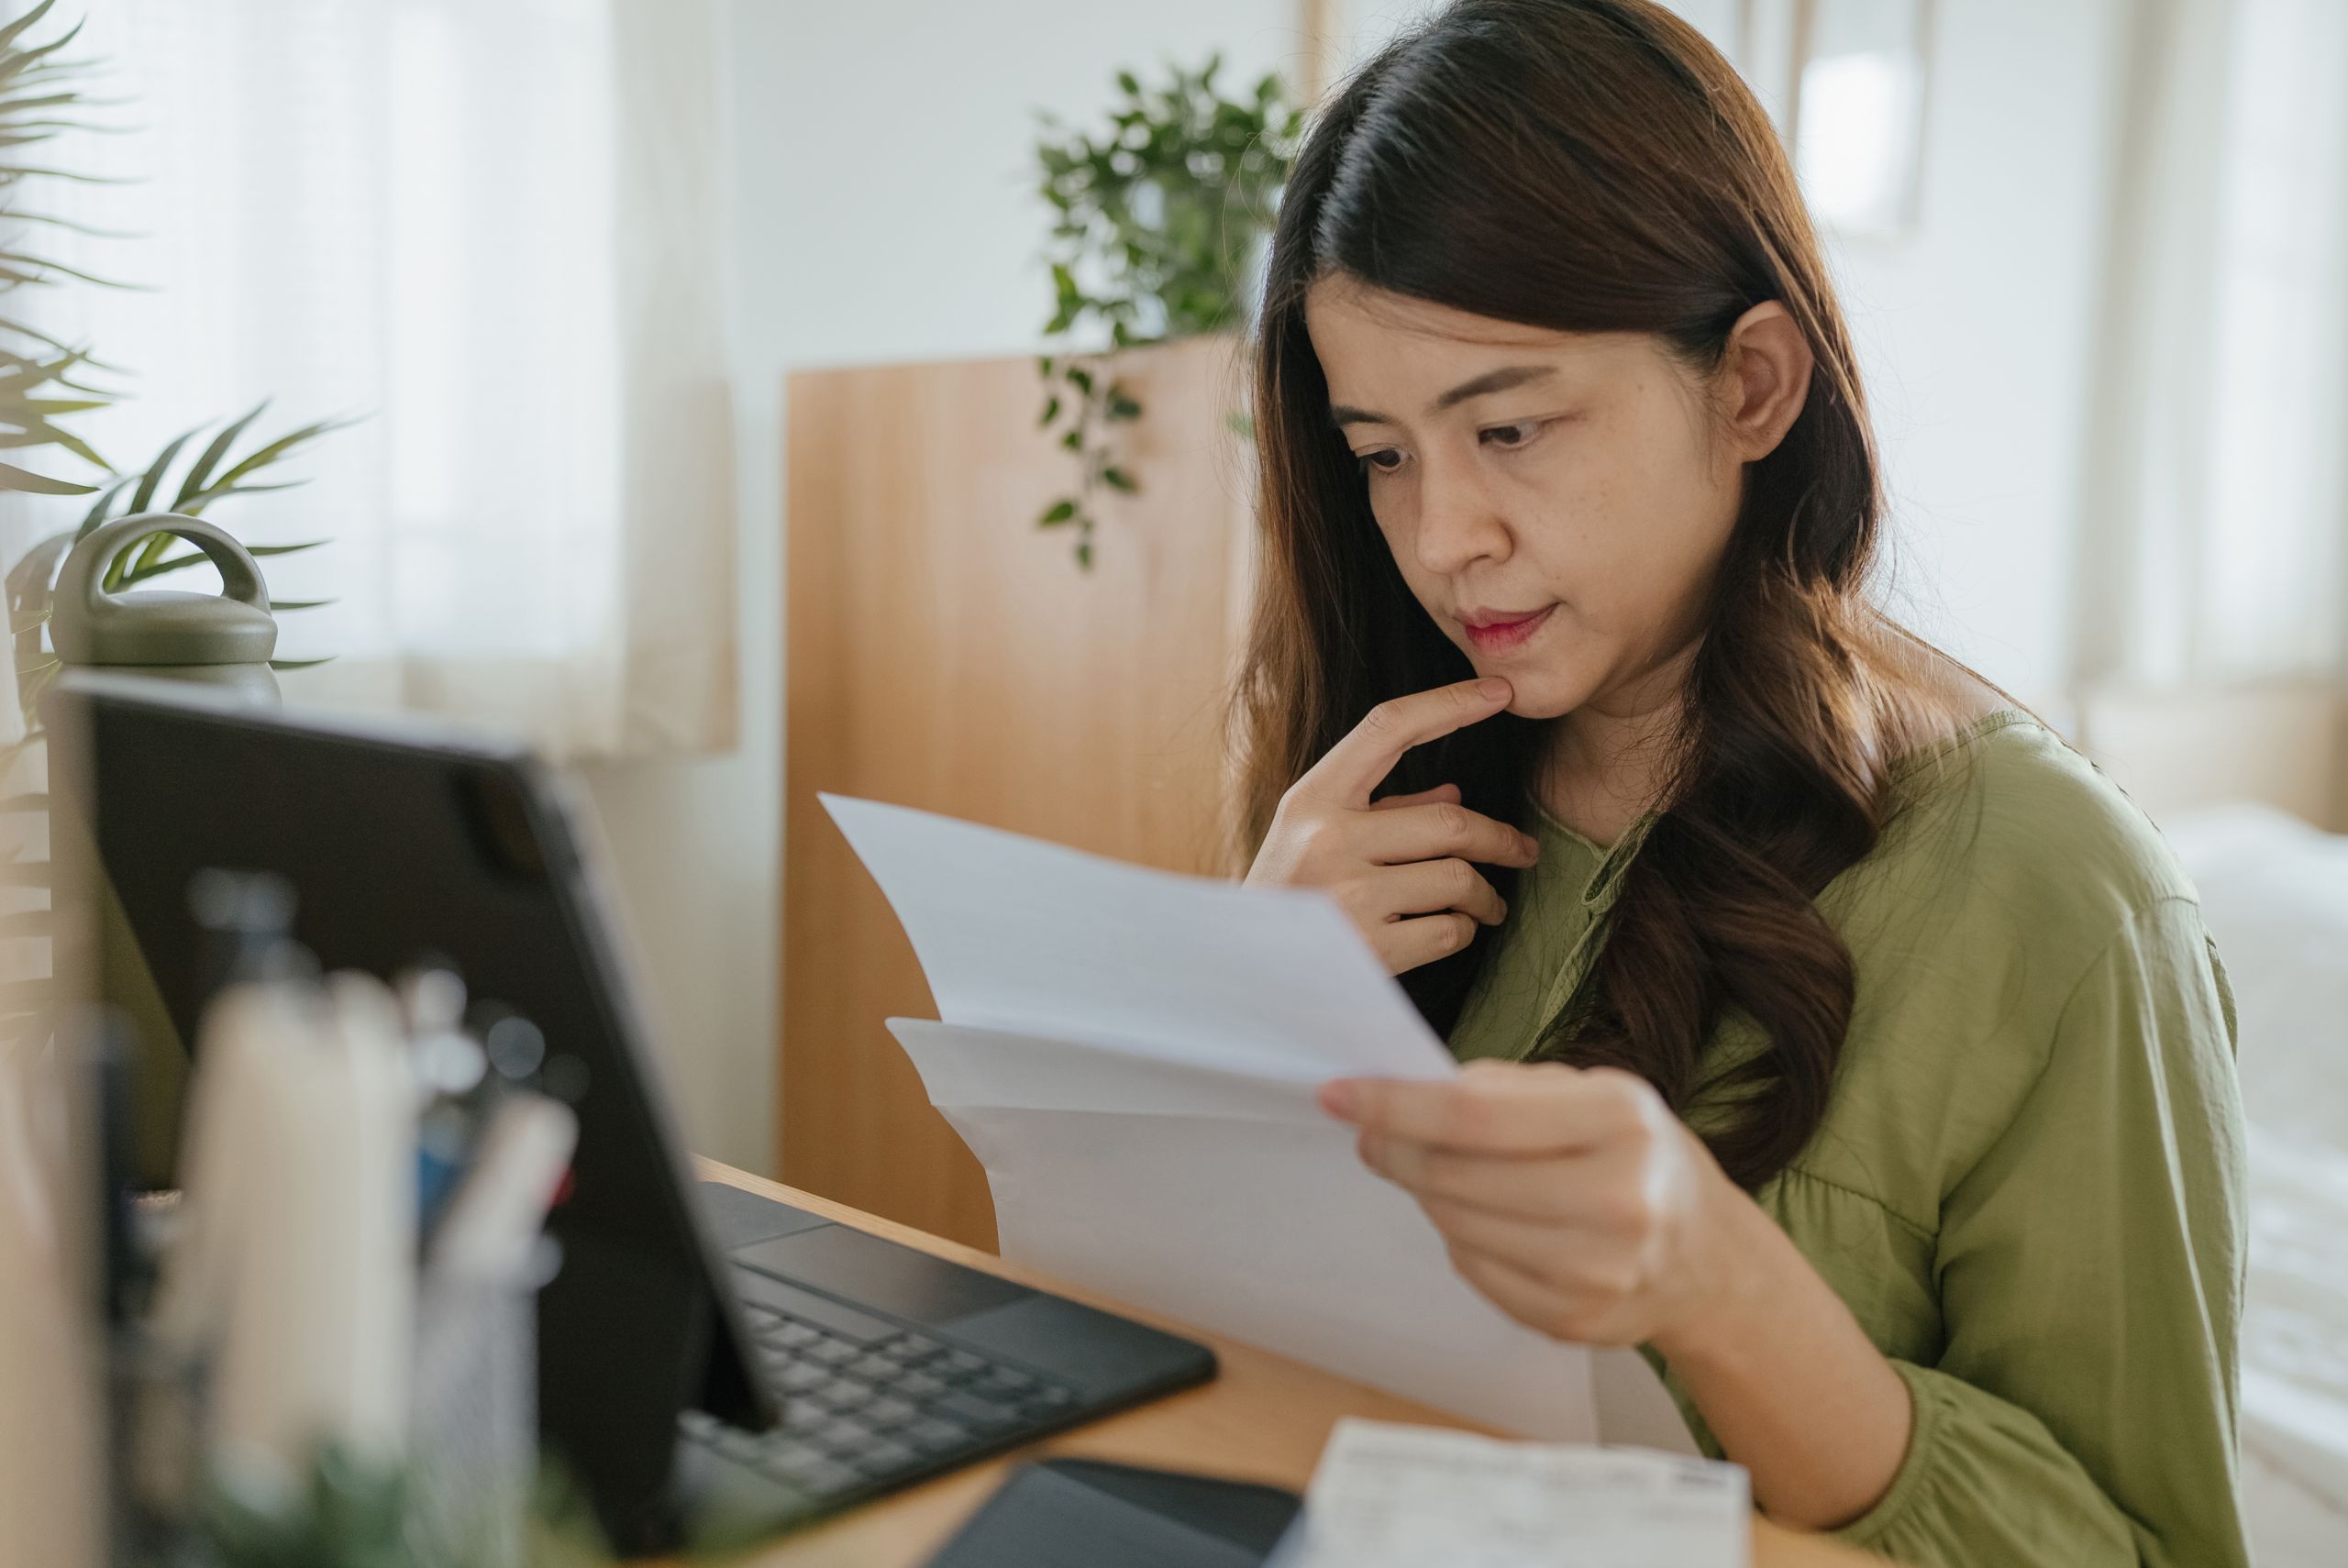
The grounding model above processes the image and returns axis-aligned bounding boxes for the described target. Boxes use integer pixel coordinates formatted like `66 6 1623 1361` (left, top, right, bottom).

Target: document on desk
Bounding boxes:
823 794 1692 1450
1272 1419 1750 1568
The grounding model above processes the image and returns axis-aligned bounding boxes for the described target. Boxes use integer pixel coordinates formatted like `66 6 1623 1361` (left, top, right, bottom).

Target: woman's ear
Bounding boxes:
1720 301 1814 462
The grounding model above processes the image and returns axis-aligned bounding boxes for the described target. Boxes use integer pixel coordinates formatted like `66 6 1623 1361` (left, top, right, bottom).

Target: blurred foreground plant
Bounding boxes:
0 0 353 1058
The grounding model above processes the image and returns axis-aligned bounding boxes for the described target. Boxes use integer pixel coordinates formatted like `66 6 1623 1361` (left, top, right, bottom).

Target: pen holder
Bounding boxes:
407 1270 540 1568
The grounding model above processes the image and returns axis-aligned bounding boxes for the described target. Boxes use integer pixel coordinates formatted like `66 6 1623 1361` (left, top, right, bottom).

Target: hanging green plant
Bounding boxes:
1032 54 1301 569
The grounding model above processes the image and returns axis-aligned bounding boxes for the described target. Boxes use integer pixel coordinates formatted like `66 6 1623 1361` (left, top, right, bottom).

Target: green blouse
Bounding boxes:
1447 711 2250 1568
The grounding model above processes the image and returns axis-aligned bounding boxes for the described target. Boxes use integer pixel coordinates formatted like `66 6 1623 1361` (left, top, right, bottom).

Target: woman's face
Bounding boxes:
1303 277 1755 723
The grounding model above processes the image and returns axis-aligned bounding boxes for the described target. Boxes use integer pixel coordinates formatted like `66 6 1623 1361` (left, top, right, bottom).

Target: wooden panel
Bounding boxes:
782 337 1255 1249
692 1160 1902 1567
2077 680 2348 832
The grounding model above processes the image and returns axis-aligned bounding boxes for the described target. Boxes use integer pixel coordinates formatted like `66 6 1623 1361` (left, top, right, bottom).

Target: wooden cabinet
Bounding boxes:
781 337 1256 1248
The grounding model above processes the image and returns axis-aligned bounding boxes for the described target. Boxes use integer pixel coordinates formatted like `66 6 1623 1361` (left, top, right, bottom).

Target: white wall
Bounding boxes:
579 0 2132 1170
1823 0 2130 702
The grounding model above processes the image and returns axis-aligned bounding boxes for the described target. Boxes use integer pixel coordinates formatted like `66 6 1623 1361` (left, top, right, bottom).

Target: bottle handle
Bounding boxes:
59 512 271 619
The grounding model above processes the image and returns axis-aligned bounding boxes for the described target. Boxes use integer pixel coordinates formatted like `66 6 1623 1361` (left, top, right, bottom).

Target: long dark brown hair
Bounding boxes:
1232 0 1960 1189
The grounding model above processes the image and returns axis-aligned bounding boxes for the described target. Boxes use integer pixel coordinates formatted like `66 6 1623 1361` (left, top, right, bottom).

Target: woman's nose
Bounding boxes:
1412 453 1512 576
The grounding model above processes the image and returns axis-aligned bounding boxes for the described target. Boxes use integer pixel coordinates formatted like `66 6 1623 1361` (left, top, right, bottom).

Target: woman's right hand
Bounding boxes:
1244 677 1541 975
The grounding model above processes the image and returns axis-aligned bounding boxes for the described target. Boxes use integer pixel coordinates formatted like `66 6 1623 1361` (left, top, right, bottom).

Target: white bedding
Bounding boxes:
2165 804 2348 1561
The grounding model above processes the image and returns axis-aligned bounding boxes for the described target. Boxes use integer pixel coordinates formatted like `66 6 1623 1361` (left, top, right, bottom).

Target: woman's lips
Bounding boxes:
1460 604 1556 654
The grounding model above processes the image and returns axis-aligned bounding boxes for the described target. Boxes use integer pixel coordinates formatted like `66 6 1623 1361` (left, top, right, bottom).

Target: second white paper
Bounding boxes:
892 1018 1601 1440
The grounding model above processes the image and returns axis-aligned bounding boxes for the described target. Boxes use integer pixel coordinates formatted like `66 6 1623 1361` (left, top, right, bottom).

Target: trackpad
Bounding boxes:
733 1224 1028 1326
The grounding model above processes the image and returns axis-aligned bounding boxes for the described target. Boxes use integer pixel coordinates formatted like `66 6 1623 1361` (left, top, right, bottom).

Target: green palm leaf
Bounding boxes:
121 539 329 587
0 459 93 493
172 399 268 506
203 412 363 496
0 2 62 58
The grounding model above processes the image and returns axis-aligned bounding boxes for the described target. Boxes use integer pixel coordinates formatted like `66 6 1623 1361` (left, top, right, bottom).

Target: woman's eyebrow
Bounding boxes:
1329 364 1558 427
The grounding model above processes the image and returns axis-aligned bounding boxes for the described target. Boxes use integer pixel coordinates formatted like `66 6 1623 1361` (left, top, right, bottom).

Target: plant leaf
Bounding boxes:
0 2 61 59
121 540 333 590
172 399 268 507
1037 499 1076 525
117 549 200 583
126 421 204 513
203 412 362 496
0 459 92 493
181 477 308 513
0 250 140 290
0 164 138 186
73 471 137 536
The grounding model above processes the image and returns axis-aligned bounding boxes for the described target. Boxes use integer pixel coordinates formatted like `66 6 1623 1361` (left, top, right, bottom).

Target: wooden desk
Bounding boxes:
699 1162 1891 1566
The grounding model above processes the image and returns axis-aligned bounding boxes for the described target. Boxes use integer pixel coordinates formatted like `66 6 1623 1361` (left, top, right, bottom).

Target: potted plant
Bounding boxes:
1031 55 1302 568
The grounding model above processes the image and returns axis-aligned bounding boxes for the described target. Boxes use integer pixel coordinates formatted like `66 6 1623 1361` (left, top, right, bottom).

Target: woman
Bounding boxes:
1232 4 2249 1564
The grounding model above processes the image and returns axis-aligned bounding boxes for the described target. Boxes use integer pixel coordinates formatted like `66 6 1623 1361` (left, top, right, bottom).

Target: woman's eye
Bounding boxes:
1357 448 1405 475
1480 419 1547 450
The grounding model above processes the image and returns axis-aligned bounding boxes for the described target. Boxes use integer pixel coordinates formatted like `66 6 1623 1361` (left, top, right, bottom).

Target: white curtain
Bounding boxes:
6 0 737 759
2075 0 2348 689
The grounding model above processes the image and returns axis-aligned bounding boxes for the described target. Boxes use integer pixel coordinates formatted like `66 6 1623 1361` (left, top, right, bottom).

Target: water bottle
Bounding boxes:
52 513 280 700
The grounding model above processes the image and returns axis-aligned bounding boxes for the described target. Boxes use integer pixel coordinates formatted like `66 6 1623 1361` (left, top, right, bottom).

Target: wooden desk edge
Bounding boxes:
692 1158 1894 1566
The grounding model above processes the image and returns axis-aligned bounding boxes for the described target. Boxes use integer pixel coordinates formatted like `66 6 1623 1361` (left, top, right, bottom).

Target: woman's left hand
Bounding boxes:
1319 1058 1758 1355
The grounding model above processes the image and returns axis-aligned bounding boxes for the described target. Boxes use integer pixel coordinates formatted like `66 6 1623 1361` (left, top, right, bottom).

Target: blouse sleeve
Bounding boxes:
1830 896 2252 1568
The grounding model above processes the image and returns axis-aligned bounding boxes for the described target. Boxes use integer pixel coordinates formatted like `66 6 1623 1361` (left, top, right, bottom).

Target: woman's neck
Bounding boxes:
1531 615 2010 847
1534 641 1698 848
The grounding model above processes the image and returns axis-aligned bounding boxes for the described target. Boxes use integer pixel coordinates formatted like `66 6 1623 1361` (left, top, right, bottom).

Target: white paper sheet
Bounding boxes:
823 794 1454 1080
1272 1419 1749 1568
824 794 1691 1448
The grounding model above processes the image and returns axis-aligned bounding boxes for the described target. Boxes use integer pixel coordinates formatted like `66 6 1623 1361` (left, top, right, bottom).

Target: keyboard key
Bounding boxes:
861 1395 919 1429
850 1439 921 1478
894 1371 948 1402
811 1416 879 1455
933 1391 1020 1431
880 1332 949 1365
760 1320 821 1349
780 1399 833 1432
902 1418 970 1456
847 1353 903 1382
962 1378 1027 1409
974 1367 1036 1396
729 1268 903 1347
809 1376 874 1412
771 1361 829 1394
807 1338 860 1367
939 1351 990 1380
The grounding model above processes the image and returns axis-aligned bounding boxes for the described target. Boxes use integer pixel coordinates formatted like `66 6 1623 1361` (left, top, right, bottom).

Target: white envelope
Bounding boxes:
823 794 1693 1450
